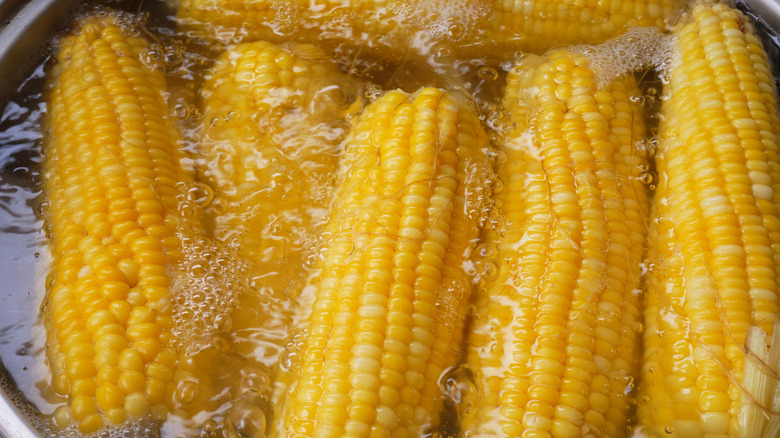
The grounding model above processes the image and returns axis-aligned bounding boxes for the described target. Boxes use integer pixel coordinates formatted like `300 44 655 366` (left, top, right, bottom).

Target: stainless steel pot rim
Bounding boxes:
744 0 780 37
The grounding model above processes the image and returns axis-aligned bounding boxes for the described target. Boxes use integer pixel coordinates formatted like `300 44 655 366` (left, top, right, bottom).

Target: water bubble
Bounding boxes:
640 171 657 186
364 83 383 100
439 364 476 409
447 22 465 40
482 261 498 280
279 348 298 373
223 401 267 438
214 314 232 333
187 182 215 207
178 202 196 218
200 419 217 438
175 380 199 406
664 426 674 434
477 66 499 81
172 102 190 120
241 368 271 397
163 47 183 67
433 44 453 60
141 47 163 71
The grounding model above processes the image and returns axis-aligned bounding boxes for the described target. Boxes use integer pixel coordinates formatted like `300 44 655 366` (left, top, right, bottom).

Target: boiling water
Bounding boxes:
0 0 778 437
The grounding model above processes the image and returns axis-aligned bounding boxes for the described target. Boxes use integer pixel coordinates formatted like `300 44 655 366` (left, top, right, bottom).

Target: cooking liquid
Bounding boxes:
0 1 506 436
0 0 778 437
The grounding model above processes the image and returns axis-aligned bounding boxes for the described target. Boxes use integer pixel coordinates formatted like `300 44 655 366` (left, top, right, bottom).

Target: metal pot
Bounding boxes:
743 0 780 35
0 2 81 436
0 0 778 437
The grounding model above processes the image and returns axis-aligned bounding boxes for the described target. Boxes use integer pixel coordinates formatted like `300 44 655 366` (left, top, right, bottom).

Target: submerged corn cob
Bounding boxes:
42 12 199 433
196 40 355 357
462 49 649 437
486 0 681 53
175 0 391 55
636 2 780 437
175 0 681 57
280 87 491 437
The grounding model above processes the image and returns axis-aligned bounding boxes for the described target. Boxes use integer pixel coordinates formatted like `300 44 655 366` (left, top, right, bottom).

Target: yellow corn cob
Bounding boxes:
280 87 491 437
175 0 387 54
636 2 780 437
485 0 681 54
174 0 681 57
175 41 357 424
461 49 649 437
42 12 200 433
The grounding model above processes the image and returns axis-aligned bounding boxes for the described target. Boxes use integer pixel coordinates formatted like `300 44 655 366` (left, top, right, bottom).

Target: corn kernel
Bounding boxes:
124 392 149 418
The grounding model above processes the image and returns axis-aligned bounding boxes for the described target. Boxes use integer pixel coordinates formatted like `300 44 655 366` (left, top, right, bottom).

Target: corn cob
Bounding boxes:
174 0 681 57
175 0 394 54
42 12 200 433
194 39 355 388
485 0 681 54
280 87 491 437
636 2 780 437
461 49 649 437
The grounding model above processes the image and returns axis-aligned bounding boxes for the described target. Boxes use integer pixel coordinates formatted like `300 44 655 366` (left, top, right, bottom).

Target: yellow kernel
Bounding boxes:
93 322 125 339
128 306 155 325
159 331 175 346
551 419 580 438
156 349 177 369
52 405 71 429
127 288 146 306
62 332 92 352
127 322 161 340
146 378 166 404
94 349 119 369
78 413 104 434
95 332 128 351
71 378 97 397
94 264 124 283
113 222 139 242
118 258 139 285
131 236 162 253
118 348 143 372
54 374 70 396
118 371 146 394
155 314 174 329
96 383 125 411
132 338 162 362
699 390 731 412
701 411 730 434
70 395 98 422
97 366 121 386
105 407 127 425
100 281 130 301
67 359 97 381
63 342 93 360
146 362 173 382
106 242 132 261
135 249 167 266
143 286 168 302
110 300 132 324
125 392 149 418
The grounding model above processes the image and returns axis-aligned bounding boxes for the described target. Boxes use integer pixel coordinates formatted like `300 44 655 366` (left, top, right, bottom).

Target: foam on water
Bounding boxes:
389 0 491 51
572 27 674 87
170 234 248 353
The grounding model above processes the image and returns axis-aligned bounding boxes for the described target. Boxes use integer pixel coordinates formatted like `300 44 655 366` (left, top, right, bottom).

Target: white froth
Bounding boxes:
170 235 248 352
572 27 674 87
